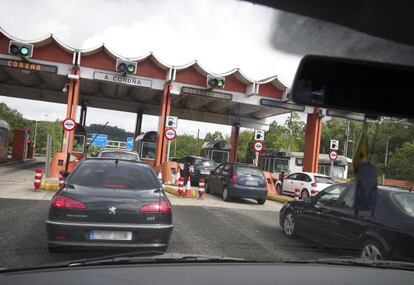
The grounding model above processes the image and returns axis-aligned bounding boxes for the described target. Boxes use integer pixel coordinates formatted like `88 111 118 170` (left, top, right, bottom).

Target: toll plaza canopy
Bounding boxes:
0 27 326 173
0 27 315 130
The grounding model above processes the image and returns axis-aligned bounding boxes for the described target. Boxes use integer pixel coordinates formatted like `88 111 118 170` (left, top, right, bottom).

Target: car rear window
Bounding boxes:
196 159 216 168
393 192 414 217
99 151 138 160
70 161 159 190
236 167 264 178
315 176 335 184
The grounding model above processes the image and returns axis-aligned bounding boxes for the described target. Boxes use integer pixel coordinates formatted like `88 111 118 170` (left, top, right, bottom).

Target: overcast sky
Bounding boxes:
0 0 301 137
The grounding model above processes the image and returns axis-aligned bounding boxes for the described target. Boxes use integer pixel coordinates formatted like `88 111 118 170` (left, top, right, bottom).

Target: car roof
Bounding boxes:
333 182 411 194
99 150 138 154
299 172 332 178
83 158 148 167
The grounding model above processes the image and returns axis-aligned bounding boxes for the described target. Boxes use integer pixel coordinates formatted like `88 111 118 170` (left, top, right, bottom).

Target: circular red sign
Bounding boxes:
253 140 265 153
62 118 76 132
165 128 176 140
328 150 338 161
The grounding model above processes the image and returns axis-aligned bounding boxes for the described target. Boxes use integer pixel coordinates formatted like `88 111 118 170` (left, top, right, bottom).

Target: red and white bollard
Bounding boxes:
177 177 185 197
59 170 65 188
198 178 206 199
34 168 43 191
294 188 300 201
185 175 192 198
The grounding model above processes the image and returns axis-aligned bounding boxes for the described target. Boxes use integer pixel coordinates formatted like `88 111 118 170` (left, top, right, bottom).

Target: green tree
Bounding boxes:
204 131 224 142
0 102 28 143
388 142 414 182
237 130 254 163
173 134 204 158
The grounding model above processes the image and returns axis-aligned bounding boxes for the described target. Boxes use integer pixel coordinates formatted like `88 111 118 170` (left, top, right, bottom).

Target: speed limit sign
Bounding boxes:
164 128 176 141
253 140 265 153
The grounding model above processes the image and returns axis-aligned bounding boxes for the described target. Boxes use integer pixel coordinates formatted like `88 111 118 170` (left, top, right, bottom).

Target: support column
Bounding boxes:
229 123 240 162
134 110 144 139
303 108 323 173
79 102 88 126
155 83 171 167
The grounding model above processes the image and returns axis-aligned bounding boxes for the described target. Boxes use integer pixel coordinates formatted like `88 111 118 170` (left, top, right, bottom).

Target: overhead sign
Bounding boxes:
62 118 76 132
328 150 338 161
181 87 233 101
260 98 305 112
254 129 265 141
126 137 134 151
93 71 152 88
166 116 178 129
0 58 57 73
165 128 176 141
330 139 339 150
253 140 265 153
91 133 108 147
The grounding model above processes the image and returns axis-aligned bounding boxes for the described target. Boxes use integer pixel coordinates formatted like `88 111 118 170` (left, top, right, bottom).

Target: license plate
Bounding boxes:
89 230 132 241
246 180 259 186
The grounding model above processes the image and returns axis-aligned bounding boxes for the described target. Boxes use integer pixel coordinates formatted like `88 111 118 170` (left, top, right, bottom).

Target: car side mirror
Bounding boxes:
61 171 70 178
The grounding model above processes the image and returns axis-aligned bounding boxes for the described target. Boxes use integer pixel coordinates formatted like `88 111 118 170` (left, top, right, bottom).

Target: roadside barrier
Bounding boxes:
178 177 185 197
34 168 43 191
185 175 192 198
198 178 205 199
294 188 300 200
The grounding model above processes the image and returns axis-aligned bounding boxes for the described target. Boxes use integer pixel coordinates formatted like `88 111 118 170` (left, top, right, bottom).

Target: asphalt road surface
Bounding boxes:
0 197 349 269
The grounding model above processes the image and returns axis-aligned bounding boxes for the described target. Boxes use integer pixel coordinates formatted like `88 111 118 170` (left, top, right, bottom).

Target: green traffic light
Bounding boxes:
20 46 30 56
217 80 224 87
127 64 135 73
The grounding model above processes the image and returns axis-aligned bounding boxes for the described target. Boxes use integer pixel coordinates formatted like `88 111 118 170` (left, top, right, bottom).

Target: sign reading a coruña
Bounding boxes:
94 71 152 88
0 58 58 73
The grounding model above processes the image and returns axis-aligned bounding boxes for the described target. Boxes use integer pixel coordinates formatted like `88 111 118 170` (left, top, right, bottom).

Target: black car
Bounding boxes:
176 156 217 185
46 159 173 251
279 183 414 261
206 162 267 204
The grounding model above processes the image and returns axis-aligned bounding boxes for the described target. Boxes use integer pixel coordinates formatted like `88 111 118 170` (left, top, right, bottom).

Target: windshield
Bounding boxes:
1 0 414 272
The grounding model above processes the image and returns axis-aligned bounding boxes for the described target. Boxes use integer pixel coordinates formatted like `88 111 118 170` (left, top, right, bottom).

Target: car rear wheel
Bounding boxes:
283 211 296 238
222 187 231 202
361 240 386 260
276 184 282 195
301 189 310 199
257 198 266 205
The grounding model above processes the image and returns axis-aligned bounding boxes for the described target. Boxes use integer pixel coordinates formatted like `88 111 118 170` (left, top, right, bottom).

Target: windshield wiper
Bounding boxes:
287 257 414 271
67 252 245 267
0 251 244 272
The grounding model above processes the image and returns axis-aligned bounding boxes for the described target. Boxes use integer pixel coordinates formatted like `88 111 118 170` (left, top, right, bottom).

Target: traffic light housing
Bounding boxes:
116 59 137 75
207 75 225 88
8 41 33 57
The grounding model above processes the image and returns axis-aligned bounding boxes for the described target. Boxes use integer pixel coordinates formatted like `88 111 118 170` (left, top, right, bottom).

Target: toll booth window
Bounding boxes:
141 141 156 159
0 129 7 147
73 135 86 153
211 150 229 164
273 158 289 172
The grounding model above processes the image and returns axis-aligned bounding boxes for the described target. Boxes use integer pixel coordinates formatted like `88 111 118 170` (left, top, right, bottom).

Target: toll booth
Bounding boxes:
72 124 87 160
0 119 9 162
11 129 30 161
202 140 231 164
135 131 157 166
259 149 352 180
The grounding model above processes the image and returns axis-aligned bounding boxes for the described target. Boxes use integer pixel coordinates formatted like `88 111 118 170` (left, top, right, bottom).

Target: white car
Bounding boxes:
96 150 140 161
275 172 335 198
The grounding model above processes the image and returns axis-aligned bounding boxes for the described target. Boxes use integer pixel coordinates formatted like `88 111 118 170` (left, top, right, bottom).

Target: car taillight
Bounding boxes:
139 201 171 213
51 195 86 209
311 182 317 187
231 174 237 184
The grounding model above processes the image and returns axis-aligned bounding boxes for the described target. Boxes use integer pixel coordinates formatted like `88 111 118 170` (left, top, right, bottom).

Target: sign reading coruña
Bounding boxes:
94 71 152 88
0 58 57 73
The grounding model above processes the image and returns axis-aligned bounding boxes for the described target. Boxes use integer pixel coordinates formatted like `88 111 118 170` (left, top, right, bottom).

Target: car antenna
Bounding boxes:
115 159 119 168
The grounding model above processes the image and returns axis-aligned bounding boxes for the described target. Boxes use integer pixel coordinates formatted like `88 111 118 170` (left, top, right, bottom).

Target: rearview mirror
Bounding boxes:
291 55 414 119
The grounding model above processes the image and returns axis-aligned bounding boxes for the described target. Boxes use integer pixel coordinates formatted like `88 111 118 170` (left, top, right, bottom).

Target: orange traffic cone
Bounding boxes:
294 188 300 200
198 178 205 199
178 177 185 197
